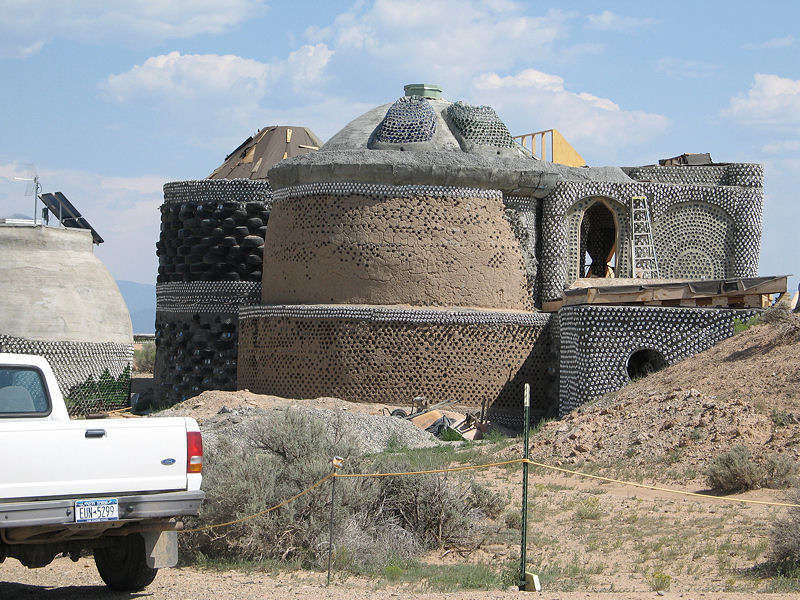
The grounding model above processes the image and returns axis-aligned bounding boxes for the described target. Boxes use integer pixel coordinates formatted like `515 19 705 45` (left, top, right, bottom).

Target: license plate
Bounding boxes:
75 498 119 523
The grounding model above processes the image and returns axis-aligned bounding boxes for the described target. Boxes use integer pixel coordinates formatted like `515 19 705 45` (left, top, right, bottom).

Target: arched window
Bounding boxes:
580 201 617 278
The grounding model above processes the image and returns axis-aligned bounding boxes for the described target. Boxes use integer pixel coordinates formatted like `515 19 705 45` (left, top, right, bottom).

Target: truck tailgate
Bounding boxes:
0 418 190 500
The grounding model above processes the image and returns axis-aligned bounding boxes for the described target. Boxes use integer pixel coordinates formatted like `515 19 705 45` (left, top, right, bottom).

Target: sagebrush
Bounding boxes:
180 409 501 570
705 445 798 493
769 490 800 570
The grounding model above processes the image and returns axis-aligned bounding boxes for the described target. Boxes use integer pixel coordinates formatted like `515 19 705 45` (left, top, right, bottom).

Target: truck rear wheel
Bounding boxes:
93 533 157 591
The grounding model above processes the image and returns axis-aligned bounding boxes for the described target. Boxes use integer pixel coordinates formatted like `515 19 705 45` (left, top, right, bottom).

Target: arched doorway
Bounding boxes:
580 201 618 278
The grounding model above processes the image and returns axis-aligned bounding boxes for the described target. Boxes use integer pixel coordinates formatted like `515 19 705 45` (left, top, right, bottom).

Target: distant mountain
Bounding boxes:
116 280 156 334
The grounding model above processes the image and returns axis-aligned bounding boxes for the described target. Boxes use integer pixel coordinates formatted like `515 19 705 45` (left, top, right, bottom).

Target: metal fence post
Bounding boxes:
326 456 343 586
519 383 530 590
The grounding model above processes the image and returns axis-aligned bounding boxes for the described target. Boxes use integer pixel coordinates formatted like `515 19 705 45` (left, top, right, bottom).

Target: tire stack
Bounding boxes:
154 179 271 407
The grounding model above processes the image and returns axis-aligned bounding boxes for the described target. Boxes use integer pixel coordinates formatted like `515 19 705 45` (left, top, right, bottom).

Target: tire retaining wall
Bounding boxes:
154 179 271 406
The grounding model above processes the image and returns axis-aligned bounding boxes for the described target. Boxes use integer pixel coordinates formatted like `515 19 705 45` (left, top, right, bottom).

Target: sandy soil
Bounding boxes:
3 556 800 600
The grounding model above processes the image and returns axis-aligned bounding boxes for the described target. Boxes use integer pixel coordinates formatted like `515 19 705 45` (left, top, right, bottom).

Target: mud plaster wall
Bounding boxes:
0 334 132 415
503 196 541 307
237 305 557 426
155 179 271 406
558 305 759 415
539 167 763 302
261 183 531 310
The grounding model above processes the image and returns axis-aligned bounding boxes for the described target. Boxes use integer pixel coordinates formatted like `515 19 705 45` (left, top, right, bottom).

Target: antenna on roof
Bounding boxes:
13 164 40 224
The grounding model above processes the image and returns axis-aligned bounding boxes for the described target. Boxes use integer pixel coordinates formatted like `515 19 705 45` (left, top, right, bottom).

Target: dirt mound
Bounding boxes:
522 312 800 480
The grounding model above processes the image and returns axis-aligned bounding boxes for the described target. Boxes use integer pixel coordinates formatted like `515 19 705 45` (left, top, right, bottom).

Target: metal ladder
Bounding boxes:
629 195 659 279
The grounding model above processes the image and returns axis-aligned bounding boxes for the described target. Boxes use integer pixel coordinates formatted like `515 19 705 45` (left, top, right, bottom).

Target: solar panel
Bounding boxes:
39 192 104 244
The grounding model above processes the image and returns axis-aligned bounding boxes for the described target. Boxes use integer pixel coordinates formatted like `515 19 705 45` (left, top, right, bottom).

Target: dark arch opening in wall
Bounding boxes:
626 348 667 380
580 201 617 278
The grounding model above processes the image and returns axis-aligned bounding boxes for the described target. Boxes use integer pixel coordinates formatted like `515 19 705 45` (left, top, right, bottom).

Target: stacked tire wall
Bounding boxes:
154 179 270 407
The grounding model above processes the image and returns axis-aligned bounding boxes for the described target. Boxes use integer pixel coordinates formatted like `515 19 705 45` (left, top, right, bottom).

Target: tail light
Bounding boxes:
187 431 203 473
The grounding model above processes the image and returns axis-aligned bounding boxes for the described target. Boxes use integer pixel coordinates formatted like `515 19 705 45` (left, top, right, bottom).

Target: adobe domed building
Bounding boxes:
236 85 773 426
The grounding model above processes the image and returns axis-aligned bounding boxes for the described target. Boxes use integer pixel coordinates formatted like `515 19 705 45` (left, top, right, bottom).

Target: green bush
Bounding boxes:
706 446 763 493
180 408 501 571
648 571 671 591
705 446 798 493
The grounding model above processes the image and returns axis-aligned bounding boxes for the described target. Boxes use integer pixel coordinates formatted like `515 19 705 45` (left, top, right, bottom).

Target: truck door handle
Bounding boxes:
85 429 107 438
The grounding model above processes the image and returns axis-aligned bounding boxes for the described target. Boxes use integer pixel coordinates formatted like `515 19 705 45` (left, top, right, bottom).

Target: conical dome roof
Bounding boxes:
208 125 322 180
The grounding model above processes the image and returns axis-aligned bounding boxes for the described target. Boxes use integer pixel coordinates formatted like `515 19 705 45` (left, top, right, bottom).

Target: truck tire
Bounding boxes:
94 533 157 591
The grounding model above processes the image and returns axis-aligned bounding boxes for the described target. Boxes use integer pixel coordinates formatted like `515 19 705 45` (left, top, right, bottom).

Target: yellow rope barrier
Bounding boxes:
521 459 800 508
180 455 800 534
331 458 526 478
180 473 334 533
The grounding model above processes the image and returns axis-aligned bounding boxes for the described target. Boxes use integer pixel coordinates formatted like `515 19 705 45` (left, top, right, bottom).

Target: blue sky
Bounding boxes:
0 1 797 294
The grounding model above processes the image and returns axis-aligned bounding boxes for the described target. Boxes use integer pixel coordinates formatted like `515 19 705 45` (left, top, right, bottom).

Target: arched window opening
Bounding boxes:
580 202 617 278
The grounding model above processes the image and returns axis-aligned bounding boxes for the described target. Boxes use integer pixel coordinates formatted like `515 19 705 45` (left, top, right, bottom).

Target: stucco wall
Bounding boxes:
261 183 532 310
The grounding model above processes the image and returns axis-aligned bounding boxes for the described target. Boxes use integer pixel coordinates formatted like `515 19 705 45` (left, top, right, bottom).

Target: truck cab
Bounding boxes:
0 353 204 591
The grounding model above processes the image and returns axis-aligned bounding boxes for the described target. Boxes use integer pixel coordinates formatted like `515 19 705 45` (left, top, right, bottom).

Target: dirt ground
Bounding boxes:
3 557 800 600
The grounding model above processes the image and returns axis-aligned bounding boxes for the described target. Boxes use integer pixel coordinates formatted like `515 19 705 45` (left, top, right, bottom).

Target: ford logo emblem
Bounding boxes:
161 458 176 466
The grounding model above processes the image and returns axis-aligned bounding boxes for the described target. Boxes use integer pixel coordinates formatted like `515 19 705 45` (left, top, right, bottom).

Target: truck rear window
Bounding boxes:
0 367 50 416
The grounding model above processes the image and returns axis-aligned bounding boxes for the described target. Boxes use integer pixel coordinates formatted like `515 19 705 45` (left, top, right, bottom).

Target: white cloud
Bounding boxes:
102 52 280 104
306 1 582 88
0 0 268 58
472 69 670 160
586 10 659 32
654 57 719 79
103 45 335 102
743 35 795 50
0 161 165 283
100 47 336 144
722 73 800 129
287 44 335 90
761 140 800 155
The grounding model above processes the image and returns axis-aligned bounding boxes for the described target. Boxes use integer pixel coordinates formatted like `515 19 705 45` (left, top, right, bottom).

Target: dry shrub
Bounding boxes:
180 409 500 569
763 304 800 343
705 445 798 493
769 489 800 569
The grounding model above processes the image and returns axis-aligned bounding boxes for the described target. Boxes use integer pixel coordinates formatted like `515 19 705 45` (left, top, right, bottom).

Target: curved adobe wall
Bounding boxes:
237 305 558 426
0 224 133 414
262 183 531 310
0 225 131 343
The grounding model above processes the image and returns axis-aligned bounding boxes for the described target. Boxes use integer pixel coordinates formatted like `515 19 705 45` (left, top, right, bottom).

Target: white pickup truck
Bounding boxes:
0 353 204 591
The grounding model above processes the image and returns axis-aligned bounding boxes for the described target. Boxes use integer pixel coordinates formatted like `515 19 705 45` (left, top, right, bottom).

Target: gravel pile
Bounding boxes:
193 404 439 455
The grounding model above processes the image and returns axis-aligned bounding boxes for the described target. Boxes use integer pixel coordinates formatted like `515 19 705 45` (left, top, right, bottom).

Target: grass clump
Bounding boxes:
180 408 502 575
705 445 798 493
573 496 604 521
648 571 672 591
